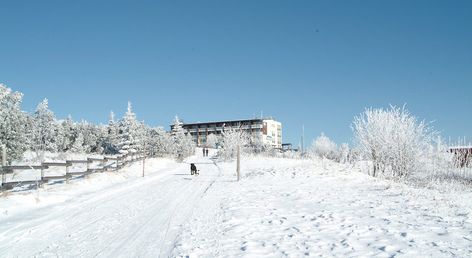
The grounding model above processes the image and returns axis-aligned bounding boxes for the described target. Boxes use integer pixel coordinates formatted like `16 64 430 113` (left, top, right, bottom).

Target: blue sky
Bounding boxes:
1 0 471 146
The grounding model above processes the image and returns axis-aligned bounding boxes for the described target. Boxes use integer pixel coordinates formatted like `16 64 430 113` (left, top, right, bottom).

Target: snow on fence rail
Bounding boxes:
0 153 146 191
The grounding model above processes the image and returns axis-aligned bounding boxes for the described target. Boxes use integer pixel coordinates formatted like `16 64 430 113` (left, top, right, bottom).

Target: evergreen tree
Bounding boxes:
148 127 174 157
71 131 85 153
104 111 119 154
117 102 140 155
171 116 195 159
32 98 59 157
0 84 28 163
59 115 76 152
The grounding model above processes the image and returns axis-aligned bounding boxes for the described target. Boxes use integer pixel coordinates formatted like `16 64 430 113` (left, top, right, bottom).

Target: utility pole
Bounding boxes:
236 144 240 181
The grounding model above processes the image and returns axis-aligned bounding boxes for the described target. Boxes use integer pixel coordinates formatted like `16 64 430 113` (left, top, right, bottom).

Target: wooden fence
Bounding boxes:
0 153 146 191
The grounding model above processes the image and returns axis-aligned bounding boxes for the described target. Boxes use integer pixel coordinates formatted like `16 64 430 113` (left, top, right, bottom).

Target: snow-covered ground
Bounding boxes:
174 157 472 257
1 152 472 257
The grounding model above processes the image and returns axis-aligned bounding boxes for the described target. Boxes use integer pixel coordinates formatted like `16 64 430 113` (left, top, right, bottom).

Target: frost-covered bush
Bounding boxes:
352 106 435 178
206 133 219 148
311 133 338 160
219 126 249 160
337 143 350 163
247 134 275 155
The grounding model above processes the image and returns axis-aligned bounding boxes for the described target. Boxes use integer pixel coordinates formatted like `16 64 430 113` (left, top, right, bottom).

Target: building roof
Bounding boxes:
180 117 278 127
449 146 472 149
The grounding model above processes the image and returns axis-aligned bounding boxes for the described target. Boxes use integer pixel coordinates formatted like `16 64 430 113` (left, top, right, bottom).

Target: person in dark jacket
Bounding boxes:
205 148 209 157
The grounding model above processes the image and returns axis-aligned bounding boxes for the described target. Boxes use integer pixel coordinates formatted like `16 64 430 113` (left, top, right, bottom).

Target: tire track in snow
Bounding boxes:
158 159 222 258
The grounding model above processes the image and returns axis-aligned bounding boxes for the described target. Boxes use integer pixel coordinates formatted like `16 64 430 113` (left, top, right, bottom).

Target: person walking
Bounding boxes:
205 148 209 157
202 148 206 157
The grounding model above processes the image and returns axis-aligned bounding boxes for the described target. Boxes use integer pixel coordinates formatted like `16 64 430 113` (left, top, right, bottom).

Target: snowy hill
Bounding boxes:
1 155 471 257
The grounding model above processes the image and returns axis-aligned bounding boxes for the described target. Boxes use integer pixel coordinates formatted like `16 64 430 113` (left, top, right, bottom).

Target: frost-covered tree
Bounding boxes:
76 121 98 153
71 131 85 153
248 134 275 154
95 125 108 154
32 98 59 158
170 116 195 160
146 127 172 156
59 115 76 152
117 102 141 155
311 133 337 160
338 143 350 163
24 114 35 152
352 105 435 178
206 133 219 148
103 111 119 154
0 84 28 163
219 126 249 160
135 121 149 155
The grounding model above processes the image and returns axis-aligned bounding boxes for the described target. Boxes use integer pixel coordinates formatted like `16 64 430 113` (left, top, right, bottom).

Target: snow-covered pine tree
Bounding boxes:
32 98 59 158
170 116 195 160
59 115 76 152
182 131 196 157
146 127 165 156
149 127 175 157
104 111 119 154
24 114 35 153
140 124 151 155
170 116 185 158
55 120 65 153
0 84 28 163
73 120 105 154
117 102 140 155
95 124 108 154
71 131 85 153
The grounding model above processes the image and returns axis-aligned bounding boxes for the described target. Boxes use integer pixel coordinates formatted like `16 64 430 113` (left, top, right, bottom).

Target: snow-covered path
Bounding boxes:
0 155 221 258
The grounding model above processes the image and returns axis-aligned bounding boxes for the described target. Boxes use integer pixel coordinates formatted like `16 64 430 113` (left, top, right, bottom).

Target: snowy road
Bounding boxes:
0 156 221 258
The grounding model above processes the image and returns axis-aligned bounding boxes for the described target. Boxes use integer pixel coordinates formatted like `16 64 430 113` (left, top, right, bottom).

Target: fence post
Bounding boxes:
40 164 44 188
1 144 6 190
66 162 70 184
101 157 106 172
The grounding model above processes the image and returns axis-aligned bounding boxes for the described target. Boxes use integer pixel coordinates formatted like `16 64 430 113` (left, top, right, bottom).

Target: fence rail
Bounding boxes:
0 153 147 191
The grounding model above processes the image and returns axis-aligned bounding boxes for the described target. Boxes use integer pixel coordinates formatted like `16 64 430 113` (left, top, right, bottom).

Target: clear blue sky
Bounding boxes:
1 0 471 146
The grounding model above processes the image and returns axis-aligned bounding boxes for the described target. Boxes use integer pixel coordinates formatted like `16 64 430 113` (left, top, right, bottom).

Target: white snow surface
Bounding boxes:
1 152 472 257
